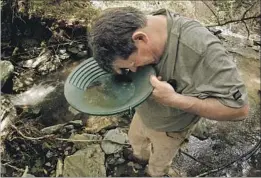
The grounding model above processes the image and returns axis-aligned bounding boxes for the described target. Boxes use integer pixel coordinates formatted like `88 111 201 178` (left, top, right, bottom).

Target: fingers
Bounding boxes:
150 75 162 87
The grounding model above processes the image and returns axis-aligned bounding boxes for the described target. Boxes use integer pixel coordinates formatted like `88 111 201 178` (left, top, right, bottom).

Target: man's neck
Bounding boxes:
146 15 168 63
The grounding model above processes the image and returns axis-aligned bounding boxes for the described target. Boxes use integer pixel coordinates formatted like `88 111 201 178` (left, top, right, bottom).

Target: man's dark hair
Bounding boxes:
90 7 147 72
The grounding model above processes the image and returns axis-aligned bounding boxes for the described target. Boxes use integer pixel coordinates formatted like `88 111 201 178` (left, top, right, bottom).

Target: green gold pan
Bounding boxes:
64 57 156 115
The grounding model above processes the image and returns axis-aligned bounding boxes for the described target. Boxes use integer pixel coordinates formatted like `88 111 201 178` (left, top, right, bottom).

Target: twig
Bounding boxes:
21 166 29 177
196 139 261 177
206 14 261 27
11 124 55 140
241 0 258 39
180 150 213 168
3 38 87 58
56 138 130 145
242 20 250 39
241 0 258 20
55 138 101 142
11 124 125 144
4 163 25 172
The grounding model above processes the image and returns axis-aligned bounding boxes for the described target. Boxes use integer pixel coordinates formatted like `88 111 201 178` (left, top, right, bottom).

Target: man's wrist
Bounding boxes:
170 93 195 110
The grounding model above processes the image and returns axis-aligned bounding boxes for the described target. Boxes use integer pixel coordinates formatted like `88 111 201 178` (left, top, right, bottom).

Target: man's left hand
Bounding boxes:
150 75 177 106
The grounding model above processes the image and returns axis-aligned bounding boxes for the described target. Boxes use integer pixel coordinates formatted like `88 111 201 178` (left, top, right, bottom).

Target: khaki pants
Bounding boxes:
128 113 197 177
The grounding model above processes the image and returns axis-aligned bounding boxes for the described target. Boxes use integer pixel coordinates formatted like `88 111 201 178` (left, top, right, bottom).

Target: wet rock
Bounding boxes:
56 158 63 177
101 128 129 154
69 133 102 149
0 60 14 88
85 116 119 133
37 56 62 75
23 49 52 68
63 144 106 177
40 124 65 134
12 70 35 93
0 95 17 137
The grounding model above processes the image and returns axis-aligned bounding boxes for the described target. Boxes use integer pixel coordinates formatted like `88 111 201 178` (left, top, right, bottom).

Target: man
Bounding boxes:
90 7 249 177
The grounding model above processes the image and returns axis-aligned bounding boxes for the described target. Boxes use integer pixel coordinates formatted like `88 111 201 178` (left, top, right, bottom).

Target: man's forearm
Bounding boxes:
170 93 249 121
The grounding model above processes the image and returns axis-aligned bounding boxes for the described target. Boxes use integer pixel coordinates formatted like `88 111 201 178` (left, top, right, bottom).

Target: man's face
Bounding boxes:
112 43 157 74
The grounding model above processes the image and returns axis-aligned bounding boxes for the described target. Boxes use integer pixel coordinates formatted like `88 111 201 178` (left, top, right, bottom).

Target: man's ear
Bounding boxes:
132 31 149 44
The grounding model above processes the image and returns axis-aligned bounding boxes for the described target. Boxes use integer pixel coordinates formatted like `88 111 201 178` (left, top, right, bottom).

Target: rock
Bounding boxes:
115 158 125 165
23 49 52 68
64 150 69 156
40 124 65 134
46 150 53 158
23 174 35 177
45 162 51 167
56 158 63 177
67 47 79 54
106 155 125 165
85 116 119 133
0 60 14 88
192 119 210 140
78 44 85 50
134 163 143 170
64 125 74 130
68 106 80 115
76 51 88 58
127 162 134 167
59 49 67 54
63 144 106 177
69 133 102 149
0 95 17 136
58 53 70 60
68 120 83 127
101 128 129 154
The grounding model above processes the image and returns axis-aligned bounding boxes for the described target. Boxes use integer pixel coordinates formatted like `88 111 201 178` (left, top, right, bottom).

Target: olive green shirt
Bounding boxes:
136 9 248 132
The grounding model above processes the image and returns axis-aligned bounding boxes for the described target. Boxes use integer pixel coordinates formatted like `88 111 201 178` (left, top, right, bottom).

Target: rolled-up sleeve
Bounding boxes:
196 38 248 108
177 21 248 108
